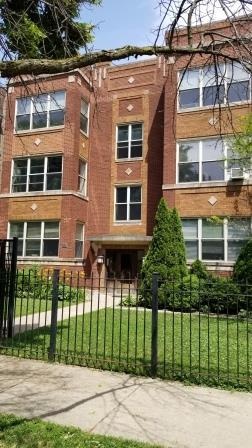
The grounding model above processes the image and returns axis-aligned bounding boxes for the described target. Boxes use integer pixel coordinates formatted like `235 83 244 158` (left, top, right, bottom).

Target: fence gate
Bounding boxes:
0 238 18 338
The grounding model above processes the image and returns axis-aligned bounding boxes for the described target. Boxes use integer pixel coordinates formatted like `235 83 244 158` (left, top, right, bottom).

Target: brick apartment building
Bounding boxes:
0 18 251 278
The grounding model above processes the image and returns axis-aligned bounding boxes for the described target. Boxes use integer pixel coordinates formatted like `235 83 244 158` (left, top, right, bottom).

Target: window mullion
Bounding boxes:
198 219 202 260
129 124 131 159
47 94 50 128
41 221 44 257
44 157 48 191
127 186 130 221
199 141 202 182
23 222 27 257
30 98 33 130
27 158 30 192
224 218 228 262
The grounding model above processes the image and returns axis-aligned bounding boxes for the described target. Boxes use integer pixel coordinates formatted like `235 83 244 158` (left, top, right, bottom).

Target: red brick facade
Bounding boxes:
0 20 251 277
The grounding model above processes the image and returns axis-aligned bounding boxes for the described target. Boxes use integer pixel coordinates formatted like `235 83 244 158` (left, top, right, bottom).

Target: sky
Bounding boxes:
81 0 160 51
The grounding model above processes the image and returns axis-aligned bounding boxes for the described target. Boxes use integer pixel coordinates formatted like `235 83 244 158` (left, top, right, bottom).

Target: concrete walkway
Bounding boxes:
13 290 118 335
0 356 251 448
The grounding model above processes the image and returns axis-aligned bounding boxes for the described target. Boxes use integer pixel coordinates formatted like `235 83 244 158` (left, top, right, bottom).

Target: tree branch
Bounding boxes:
1 42 251 78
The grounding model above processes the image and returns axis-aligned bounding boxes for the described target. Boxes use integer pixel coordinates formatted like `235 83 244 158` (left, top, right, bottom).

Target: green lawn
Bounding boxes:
0 413 162 448
4 307 251 389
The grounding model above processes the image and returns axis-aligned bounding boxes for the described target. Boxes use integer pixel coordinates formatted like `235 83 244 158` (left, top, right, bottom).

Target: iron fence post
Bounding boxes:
151 272 159 377
0 240 6 337
48 269 59 361
7 237 18 338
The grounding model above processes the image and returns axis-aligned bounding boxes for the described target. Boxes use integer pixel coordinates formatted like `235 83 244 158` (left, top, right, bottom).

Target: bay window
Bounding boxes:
182 218 251 262
179 63 250 110
12 155 62 193
15 91 65 131
9 221 59 257
115 185 141 221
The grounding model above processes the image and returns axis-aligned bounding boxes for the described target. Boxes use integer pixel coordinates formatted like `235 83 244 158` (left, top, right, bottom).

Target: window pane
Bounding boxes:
116 187 127 203
131 124 142 140
116 204 127 220
30 157 44 174
79 177 86 194
32 112 47 128
227 63 249 82
81 99 88 116
43 240 59 256
47 173 62 190
202 220 223 238
182 219 198 238
33 94 48 113
79 161 86 177
29 182 44 192
49 110 64 126
203 64 225 86
80 114 88 133
16 115 30 131
180 69 199 90
26 222 41 238
12 183 27 193
44 222 59 238
29 174 44 183
75 241 83 258
228 219 251 239
228 240 247 261
13 159 27 175
17 98 31 115
50 91 65 110
203 85 225 106
130 203 141 220
130 143 142 158
118 125 128 141
202 139 224 161
9 222 24 238
17 240 23 256
202 240 224 260
76 223 84 241
202 161 225 181
47 156 62 173
185 241 198 260
179 89 200 108
25 240 41 256
227 81 250 103
117 142 128 159
130 186 141 203
179 163 199 182
179 142 199 162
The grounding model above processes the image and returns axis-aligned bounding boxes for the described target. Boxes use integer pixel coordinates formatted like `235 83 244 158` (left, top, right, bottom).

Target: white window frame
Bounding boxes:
11 155 63 193
178 63 251 111
116 122 143 161
8 221 60 257
182 217 252 262
114 185 142 222
176 137 251 184
75 223 84 258
78 159 87 196
80 99 90 136
15 91 65 132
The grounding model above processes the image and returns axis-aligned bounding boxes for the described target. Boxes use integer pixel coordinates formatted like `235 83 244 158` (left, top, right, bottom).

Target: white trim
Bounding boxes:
114 184 142 223
115 122 143 161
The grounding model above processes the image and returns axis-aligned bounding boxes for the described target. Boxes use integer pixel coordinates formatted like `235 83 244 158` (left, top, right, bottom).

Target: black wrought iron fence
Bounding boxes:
0 267 251 390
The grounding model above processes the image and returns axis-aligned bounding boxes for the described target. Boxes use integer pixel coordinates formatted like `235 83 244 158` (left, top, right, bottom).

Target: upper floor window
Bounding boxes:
9 221 59 257
15 91 65 132
177 138 250 184
75 223 84 258
12 155 62 193
80 99 89 135
182 218 251 262
178 63 251 110
115 185 141 221
116 123 143 159
78 160 87 195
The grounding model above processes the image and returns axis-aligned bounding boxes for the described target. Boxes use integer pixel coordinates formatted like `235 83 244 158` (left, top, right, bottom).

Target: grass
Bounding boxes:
14 298 64 317
0 413 162 448
2 307 251 389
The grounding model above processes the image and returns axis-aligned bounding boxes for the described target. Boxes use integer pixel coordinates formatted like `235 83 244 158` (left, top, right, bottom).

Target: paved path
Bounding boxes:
13 290 118 335
0 356 251 448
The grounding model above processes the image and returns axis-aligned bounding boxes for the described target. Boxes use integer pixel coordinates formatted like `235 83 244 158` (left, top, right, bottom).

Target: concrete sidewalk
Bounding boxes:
0 356 251 448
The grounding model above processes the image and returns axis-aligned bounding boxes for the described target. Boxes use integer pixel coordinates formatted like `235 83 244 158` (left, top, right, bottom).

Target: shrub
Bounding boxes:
199 276 243 314
140 199 187 304
233 238 252 286
190 260 209 279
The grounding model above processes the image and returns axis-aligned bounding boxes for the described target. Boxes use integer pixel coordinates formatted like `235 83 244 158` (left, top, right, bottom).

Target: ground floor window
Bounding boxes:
75 223 84 258
182 217 251 262
9 221 59 257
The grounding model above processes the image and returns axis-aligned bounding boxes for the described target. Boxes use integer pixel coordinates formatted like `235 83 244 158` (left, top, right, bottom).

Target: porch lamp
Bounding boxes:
97 255 104 264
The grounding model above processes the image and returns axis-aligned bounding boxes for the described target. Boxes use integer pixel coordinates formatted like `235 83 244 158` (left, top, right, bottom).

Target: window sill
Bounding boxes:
14 125 64 136
0 191 89 201
113 221 142 226
162 179 252 190
115 158 143 163
177 101 251 114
